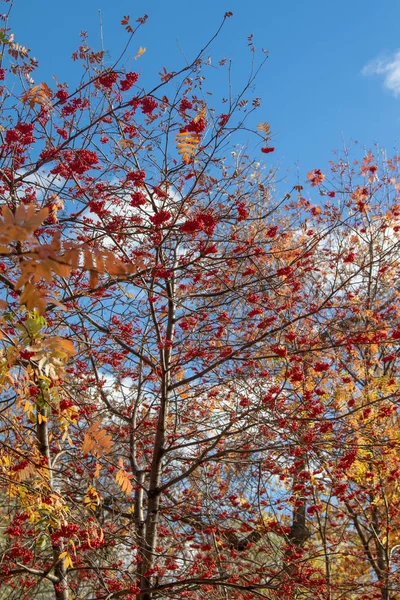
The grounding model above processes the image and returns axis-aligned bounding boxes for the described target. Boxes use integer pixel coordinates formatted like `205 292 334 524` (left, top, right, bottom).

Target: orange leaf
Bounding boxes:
82 422 114 458
21 83 53 110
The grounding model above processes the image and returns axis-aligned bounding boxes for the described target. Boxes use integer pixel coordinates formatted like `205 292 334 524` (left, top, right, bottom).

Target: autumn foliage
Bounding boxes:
0 6 400 600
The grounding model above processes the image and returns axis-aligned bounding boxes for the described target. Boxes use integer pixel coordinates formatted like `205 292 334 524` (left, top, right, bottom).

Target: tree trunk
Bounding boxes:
36 405 69 600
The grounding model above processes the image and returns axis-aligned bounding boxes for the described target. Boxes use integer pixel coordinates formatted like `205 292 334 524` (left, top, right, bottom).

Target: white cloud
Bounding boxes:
362 51 400 97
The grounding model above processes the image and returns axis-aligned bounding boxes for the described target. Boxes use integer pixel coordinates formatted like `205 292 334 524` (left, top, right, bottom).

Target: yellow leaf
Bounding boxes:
83 485 101 511
135 46 146 60
69 538 77 556
59 551 73 569
13 461 36 482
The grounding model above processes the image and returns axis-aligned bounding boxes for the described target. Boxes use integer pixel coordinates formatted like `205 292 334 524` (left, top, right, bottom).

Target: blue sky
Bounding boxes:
8 0 400 183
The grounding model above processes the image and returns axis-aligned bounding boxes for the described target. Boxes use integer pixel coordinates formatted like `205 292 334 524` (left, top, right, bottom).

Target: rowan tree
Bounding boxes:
0 5 400 600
